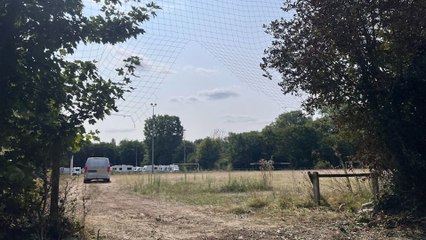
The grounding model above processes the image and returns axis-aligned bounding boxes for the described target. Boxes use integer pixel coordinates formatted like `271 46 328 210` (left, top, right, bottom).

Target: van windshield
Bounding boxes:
87 158 109 167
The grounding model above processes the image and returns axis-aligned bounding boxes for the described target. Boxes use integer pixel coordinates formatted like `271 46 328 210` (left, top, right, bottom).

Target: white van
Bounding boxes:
83 157 111 183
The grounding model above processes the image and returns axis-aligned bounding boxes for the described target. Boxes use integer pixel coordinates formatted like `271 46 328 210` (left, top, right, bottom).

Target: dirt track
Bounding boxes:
81 176 420 240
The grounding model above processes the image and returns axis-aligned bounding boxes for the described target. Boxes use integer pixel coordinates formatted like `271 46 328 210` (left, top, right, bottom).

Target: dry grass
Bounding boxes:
116 169 374 214
64 171 421 240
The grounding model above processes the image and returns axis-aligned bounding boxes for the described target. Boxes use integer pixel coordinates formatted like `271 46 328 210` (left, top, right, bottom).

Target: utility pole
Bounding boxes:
135 146 138 167
70 154 74 176
150 103 157 174
183 129 186 163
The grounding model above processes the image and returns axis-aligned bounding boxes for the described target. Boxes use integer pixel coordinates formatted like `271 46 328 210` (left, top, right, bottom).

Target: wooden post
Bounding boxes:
306 171 376 206
309 171 320 205
371 172 379 199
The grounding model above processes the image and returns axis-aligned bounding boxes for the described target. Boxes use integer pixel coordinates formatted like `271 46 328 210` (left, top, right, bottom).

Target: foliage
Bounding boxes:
118 140 145 166
0 0 159 237
262 111 317 167
221 111 356 170
262 111 352 169
144 114 184 165
308 117 356 167
172 140 196 164
195 137 223 170
270 110 310 128
314 160 331 170
72 112 355 174
73 140 145 166
227 131 266 169
74 141 118 165
275 125 320 168
262 0 426 212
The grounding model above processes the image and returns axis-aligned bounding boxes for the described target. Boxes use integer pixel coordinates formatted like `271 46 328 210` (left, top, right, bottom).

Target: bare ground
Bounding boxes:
77 177 424 240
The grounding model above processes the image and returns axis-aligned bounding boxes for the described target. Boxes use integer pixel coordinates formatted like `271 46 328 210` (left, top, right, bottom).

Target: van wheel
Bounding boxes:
105 179 111 183
84 179 90 184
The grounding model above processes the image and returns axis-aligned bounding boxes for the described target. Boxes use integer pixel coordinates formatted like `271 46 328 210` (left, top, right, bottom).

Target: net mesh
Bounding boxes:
75 0 300 126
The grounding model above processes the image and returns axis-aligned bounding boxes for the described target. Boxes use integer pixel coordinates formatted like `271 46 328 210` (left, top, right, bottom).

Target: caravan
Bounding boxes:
111 165 134 173
141 164 179 173
60 167 82 175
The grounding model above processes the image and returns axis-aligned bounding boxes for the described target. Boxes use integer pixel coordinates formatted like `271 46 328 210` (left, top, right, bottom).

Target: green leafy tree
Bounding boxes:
0 0 159 237
262 0 426 211
74 141 120 166
118 140 144 166
195 137 222 170
275 125 319 168
271 110 310 128
227 131 266 170
172 140 196 164
261 111 315 167
144 115 184 165
308 117 356 168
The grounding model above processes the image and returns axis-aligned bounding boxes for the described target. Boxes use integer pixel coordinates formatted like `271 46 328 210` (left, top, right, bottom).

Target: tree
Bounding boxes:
0 0 159 237
262 0 426 212
118 140 145 166
74 141 120 166
195 137 223 170
227 131 266 170
172 140 196 164
144 115 184 165
275 125 319 168
261 111 317 168
271 110 310 128
308 117 356 168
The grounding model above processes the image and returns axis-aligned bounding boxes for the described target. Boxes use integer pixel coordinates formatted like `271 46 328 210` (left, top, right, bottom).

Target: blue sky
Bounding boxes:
81 0 301 142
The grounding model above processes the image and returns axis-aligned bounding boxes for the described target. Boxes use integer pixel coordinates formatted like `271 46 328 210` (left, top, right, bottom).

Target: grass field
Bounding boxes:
115 169 374 214
66 170 423 239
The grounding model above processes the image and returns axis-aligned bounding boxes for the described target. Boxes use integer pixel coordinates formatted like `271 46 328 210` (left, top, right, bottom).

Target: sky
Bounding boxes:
81 0 301 142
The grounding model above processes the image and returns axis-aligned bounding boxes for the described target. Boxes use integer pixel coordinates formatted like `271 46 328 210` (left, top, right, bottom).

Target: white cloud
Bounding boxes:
199 88 239 100
170 88 239 103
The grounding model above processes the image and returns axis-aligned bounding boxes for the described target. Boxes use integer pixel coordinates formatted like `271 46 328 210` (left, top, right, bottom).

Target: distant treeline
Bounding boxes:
72 111 356 170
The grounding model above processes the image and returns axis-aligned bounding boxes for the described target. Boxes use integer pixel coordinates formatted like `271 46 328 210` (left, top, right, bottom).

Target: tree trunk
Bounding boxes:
49 149 61 238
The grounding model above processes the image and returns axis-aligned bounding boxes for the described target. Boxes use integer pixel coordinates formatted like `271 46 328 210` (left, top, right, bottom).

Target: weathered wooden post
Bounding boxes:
371 172 379 199
308 171 321 205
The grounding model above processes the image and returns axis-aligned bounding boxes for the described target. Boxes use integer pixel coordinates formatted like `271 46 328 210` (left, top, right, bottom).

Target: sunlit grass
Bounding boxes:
116 169 374 214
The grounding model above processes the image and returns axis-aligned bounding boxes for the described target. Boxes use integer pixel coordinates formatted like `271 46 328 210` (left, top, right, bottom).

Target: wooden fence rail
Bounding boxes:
307 171 379 206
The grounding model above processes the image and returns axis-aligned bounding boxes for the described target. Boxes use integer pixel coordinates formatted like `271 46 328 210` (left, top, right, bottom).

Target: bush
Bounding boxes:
314 160 331 169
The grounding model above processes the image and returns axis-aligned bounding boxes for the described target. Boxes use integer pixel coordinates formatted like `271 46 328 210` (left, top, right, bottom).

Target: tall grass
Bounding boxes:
120 169 375 214
219 172 272 192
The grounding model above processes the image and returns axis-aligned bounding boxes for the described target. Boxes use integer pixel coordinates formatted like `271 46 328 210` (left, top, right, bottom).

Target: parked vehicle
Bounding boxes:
60 167 71 175
72 167 82 175
140 164 180 173
60 167 82 175
83 157 111 183
133 167 142 172
141 165 159 172
111 164 134 173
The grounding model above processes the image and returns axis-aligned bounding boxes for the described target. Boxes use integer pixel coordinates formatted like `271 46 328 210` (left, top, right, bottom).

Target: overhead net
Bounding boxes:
73 0 300 125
